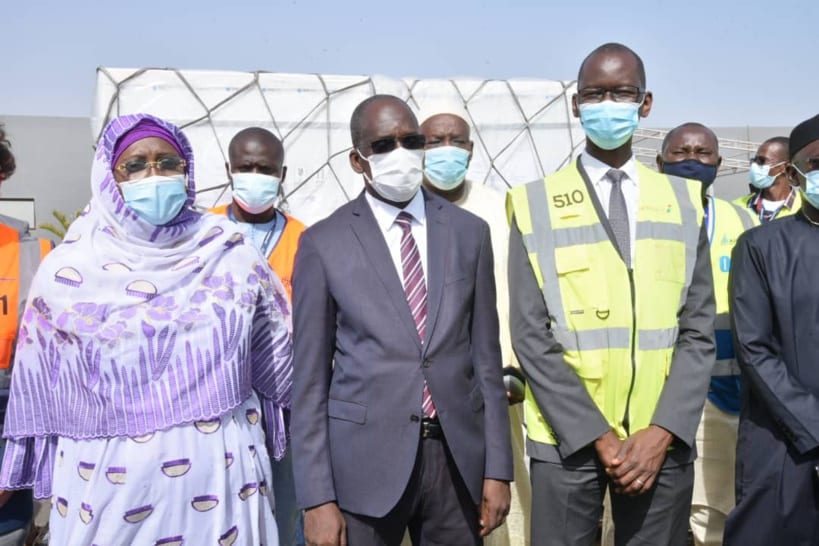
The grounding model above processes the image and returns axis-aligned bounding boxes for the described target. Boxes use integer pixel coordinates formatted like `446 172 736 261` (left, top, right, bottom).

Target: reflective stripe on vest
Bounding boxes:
709 197 758 377
209 205 305 302
0 225 51 369
508 161 703 444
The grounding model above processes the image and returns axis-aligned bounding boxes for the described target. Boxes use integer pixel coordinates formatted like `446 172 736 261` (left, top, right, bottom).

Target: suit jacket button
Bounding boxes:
410 415 420 422
423 359 432 368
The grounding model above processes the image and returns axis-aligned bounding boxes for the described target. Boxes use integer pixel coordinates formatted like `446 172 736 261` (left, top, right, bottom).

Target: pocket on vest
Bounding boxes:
555 248 603 325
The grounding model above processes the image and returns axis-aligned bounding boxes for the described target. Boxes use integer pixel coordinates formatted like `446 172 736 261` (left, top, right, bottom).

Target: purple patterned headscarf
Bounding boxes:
111 119 186 168
0 114 293 499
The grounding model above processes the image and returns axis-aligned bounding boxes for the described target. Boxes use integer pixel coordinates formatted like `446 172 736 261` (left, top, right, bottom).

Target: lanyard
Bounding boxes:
705 197 716 246
228 207 279 257
257 220 277 257
254 214 280 257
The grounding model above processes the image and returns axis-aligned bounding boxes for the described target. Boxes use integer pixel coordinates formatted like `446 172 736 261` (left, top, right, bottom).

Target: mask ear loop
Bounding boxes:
355 149 375 186
635 94 647 117
167 173 195 213
275 178 288 213
789 164 806 188
761 160 786 185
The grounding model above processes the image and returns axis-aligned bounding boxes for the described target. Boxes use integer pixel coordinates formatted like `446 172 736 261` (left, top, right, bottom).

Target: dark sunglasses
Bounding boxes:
367 134 426 155
749 155 786 167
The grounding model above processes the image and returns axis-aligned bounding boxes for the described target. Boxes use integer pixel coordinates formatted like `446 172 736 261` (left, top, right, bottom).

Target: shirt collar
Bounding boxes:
364 188 427 231
580 151 639 187
751 186 797 211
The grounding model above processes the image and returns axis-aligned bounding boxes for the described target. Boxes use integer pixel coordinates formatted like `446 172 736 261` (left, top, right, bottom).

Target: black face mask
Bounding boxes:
662 159 718 189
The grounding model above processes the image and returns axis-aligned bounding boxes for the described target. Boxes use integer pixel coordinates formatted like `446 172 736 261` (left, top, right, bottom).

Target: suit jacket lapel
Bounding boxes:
422 190 448 357
350 193 423 351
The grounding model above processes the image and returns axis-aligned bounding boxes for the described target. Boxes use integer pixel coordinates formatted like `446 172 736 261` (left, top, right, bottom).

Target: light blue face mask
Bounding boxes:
424 146 470 190
231 172 281 214
578 100 641 150
749 161 785 190
794 165 819 209
120 174 188 225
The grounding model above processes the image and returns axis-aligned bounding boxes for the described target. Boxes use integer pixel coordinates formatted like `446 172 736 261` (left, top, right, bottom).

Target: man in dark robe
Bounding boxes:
725 113 819 545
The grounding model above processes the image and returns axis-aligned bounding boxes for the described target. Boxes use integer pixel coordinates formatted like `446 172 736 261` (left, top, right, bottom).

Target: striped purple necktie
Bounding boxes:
395 211 436 419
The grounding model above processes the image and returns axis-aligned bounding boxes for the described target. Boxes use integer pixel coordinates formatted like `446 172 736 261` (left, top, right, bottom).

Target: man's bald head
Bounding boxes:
228 127 283 166
350 95 416 150
578 42 646 90
661 122 719 157
758 136 789 164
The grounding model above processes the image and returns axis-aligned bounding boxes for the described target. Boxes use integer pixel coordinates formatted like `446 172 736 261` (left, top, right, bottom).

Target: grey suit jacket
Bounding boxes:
509 161 715 465
291 189 513 517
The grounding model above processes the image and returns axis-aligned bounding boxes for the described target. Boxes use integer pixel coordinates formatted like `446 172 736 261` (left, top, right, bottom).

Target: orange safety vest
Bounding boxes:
209 204 305 301
0 222 52 369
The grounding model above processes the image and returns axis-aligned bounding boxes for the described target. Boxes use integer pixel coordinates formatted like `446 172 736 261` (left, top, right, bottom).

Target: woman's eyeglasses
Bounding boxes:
117 157 187 179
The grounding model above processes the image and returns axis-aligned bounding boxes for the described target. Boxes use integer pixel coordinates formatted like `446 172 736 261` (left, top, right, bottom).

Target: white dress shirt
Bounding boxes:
580 151 639 265
364 189 428 284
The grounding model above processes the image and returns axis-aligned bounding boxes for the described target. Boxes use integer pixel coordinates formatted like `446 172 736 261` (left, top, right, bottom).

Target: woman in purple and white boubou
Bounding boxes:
0 113 292 545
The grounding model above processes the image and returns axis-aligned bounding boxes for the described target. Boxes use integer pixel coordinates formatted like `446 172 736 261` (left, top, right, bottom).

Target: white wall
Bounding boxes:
1 115 92 240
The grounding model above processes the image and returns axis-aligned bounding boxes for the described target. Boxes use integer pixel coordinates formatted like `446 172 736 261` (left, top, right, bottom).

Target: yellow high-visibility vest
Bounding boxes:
707 197 757 376
507 160 703 444
732 191 801 221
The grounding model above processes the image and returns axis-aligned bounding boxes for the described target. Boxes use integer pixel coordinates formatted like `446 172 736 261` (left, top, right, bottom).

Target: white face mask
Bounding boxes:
231 172 281 214
358 147 424 203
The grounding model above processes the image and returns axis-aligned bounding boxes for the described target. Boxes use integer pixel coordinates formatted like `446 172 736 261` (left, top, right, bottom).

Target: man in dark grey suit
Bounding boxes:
291 94 513 546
